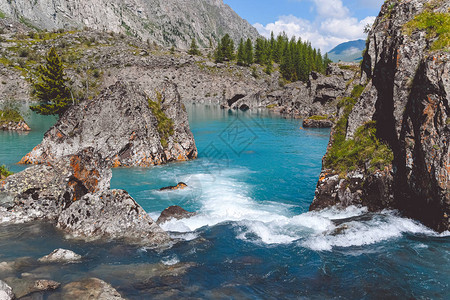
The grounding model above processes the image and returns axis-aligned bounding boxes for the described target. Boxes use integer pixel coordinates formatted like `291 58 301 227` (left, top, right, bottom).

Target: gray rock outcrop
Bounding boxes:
0 148 171 245
19 81 197 167
310 0 450 232
0 0 260 49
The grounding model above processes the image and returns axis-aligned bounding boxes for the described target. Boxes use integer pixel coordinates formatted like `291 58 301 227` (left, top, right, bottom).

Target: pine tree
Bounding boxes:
221 34 235 61
30 47 72 118
237 39 245 66
254 38 265 65
188 38 201 56
215 34 235 62
244 38 253 66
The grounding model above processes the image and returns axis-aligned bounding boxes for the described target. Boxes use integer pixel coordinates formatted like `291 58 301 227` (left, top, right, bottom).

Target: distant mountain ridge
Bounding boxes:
327 39 366 62
0 0 260 49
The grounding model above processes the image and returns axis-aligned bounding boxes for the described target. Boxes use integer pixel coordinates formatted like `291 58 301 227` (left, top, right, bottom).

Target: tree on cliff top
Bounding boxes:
30 47 72 118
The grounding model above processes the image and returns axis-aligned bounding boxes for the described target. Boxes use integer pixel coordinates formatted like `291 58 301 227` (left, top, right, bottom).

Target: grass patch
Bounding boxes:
0 10 6 19
325 84 393 174
338 64 359 72
0 164 13 178
325 121 393 174
266 104 277 109
148 92 174 148
0 108 24 124
404 11 450 51
308 115 328 120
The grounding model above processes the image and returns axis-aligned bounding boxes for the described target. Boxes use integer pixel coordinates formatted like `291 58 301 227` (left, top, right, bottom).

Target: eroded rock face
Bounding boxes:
311 0 449 232
222 63 358 119
0 0 260 50
20 81 197 167
0 148 171 245
0 147 111 222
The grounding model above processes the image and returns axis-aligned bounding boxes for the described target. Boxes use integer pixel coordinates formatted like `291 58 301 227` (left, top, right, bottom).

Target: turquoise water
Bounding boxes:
0 105 449 299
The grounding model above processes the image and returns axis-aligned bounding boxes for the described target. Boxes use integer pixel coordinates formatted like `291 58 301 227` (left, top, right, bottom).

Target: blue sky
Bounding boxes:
223 0 384 52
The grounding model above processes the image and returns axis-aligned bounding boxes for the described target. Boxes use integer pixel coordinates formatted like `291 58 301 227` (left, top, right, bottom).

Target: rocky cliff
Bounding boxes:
310 0 449 232
20 81 197 166
0 148 171 245
221 62 359 120
0 0 259 49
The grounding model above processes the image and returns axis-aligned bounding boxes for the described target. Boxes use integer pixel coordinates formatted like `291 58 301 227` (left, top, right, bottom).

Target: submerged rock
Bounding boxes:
19 81 197 167
38 249 82 264
156 205 196 225
60 278 124 300
159 182 188 191
0 280 14 300
3 277 60 298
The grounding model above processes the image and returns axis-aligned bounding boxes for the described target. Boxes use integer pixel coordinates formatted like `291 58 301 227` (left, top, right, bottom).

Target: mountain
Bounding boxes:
327 39 366 62
0 0 260 49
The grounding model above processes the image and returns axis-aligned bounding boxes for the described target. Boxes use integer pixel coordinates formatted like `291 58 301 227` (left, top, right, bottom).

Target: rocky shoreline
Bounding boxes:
0 120 30 131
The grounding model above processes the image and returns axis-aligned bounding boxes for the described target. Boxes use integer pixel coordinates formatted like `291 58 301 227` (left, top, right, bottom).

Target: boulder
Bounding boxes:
156 205 196 225
57 190 171 245
19 81 197 167
60 278 124 300
38 249 82 264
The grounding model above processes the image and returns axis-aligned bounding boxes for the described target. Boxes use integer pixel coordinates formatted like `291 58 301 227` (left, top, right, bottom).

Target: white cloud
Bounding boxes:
313 0 349 18
254 0 377 52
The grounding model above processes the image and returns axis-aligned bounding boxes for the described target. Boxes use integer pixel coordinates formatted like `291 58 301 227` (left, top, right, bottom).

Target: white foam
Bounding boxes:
152 167 444 251
161 255 180 266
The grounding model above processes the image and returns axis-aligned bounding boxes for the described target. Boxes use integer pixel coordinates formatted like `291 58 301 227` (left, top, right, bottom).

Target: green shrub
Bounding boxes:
0 108 24 124
0 164 13 178
308 115 328 120
148 92 174 148
404 11 450 51
325 84 393 173
325 121 393 173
